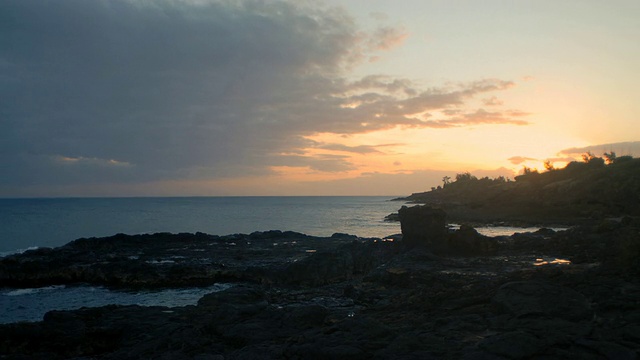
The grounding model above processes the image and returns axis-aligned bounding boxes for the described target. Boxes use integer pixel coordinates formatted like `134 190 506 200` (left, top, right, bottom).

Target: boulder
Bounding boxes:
398 205 447 249
446 225 497 255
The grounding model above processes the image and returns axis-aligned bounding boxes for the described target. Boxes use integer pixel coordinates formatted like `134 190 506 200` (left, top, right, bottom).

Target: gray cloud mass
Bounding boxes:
0 0 525 192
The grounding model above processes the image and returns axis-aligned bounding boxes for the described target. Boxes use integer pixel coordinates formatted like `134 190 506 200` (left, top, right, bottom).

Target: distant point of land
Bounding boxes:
396 153 640 225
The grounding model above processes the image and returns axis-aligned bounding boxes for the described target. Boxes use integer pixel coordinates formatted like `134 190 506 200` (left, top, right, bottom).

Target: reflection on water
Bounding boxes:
533 258 572 266
448 224 569 237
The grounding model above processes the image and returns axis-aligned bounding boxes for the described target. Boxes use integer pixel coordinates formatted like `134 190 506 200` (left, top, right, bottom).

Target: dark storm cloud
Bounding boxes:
1 0 357 186
0 0 526 191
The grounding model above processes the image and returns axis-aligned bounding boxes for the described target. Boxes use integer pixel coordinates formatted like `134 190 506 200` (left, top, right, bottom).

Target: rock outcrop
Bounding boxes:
398 205 497 255
0 231 386 289
398 205 447 249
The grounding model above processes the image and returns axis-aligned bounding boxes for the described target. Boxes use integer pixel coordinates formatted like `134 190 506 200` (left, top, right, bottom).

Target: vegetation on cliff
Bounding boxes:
401 153 640 224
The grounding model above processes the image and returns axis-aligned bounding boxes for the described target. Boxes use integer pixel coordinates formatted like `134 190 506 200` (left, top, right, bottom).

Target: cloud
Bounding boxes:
545 157 579 164
559 141 640 157
482 96 504 106
270 154 356 173
415 109 529 129
367 26 408 51
316 142 400 154
369 12 389 21
53 155 133 168
347 75 418 96
508 156 538 165
0 0 528 193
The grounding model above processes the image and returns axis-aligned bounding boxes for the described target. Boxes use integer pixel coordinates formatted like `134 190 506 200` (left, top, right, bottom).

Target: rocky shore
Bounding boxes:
1 206 639 359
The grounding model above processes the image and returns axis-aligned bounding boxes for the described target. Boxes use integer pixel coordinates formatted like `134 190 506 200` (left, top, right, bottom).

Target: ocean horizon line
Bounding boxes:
0 195 405 200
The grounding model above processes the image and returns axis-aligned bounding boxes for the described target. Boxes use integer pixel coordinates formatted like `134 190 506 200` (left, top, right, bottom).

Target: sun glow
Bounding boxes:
302 121 590 180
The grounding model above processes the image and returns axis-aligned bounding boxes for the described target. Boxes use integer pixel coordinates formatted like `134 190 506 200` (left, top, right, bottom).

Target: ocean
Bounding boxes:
0 196 406 256
0 196 561 323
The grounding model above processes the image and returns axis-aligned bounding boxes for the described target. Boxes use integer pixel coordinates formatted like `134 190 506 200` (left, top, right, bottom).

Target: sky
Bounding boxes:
1 0 639 197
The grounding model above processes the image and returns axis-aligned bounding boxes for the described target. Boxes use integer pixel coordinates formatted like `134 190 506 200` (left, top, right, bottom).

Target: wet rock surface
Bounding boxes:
1 216 639 359
0 231 381 289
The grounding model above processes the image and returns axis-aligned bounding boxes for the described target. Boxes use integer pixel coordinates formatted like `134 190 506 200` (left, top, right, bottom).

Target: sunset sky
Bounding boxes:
1 0 639 197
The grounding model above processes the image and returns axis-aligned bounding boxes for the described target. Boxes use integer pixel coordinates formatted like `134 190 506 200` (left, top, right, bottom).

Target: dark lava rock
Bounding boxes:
0 231 376 289
275 241 391 286
447 225 498 256
398 206 496 256
492 281 592 321
398 205 447 249
198 285 268 310
2 217 640 359
478 330 545 358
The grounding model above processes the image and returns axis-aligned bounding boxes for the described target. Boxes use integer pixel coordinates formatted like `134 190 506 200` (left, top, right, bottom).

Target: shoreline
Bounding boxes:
1 213 638 358
0 196 405 255
0 224 569 260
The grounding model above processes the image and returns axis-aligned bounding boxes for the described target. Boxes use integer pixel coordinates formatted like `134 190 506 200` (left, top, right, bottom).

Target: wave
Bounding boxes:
4 285 66 297
0 246 39 258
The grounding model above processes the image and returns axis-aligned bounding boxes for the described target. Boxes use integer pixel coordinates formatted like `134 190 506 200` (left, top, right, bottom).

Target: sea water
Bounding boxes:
0 196 563 323
0 196 406 323
0 196 407 255
0 284 232 324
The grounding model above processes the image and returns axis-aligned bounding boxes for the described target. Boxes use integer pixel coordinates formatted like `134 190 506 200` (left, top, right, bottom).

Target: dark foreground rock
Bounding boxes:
0 231 389 289
399 205 498 256
1 219 639 359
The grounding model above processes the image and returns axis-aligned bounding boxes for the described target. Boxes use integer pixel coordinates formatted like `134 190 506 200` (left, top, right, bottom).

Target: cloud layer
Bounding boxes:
0 0 526 193
559 142 640 157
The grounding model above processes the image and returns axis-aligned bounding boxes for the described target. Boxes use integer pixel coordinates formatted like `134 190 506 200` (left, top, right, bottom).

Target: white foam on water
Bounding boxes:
0 246 39 258
5 285 66 296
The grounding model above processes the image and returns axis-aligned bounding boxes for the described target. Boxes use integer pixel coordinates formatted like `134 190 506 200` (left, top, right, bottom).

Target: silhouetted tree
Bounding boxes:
442 176 451 187
604 152 617 165
579 152 605 168
543 160 555 171
455 172 477 182
582 151 596 163
493 176 507 183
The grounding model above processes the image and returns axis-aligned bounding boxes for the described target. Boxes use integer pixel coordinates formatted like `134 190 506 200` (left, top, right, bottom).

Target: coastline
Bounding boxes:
0 196 404 254
1 212 638 358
